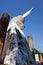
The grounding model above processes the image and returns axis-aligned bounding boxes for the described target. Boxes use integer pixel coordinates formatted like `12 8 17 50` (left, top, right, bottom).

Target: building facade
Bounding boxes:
27 36 43 62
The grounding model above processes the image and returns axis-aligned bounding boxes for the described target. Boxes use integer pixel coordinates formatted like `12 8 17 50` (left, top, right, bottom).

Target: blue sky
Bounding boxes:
0 0 43 52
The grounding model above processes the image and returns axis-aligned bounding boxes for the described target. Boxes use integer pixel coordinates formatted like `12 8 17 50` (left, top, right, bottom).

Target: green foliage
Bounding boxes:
34 48 43 54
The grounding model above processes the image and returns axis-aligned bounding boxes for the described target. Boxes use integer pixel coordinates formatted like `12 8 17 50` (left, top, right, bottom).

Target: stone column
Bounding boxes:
27 36 34 52
40 54 43 62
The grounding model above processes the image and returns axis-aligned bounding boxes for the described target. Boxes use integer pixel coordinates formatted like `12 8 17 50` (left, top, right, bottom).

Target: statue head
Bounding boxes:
7 8 33 35
14 8 33 29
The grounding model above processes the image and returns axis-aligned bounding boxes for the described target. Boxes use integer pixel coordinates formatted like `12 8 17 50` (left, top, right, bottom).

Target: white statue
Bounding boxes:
1 8 34 65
